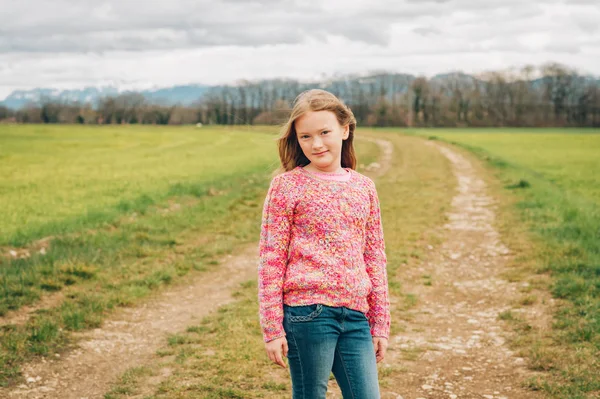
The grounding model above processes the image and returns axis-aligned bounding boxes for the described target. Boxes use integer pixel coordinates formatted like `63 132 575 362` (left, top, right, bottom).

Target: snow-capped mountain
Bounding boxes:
0 85 211 109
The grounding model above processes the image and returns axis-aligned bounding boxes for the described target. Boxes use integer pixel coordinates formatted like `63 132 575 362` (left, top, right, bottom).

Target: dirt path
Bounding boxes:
361 137 393 178
1 244 259 399
377 142 545 399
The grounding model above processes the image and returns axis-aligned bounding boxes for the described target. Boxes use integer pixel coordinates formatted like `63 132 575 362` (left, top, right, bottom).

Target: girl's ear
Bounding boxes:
342 124 350 140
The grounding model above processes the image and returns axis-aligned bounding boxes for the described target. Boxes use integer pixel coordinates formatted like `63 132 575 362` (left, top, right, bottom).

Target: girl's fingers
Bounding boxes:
373 339 381 353
283 340 289 358
274 351 286 368
375 340 387 363
373 339 385 363
266 345 286 368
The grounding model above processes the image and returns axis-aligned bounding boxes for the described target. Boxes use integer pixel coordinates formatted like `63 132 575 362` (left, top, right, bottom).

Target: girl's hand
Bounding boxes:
372 337 388 363
265 336 288 368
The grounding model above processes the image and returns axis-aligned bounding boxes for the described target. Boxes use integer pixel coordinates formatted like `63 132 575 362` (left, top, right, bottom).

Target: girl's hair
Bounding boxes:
274 89 357 175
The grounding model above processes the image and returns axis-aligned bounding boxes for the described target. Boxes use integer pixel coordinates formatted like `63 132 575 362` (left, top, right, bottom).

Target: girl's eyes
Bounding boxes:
300 131 329 139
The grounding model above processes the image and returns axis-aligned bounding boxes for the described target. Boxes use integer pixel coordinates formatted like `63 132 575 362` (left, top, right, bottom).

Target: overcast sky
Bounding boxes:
0 0 599 100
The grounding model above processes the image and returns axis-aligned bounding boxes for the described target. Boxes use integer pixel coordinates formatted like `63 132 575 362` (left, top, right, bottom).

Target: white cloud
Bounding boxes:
0 0 599 100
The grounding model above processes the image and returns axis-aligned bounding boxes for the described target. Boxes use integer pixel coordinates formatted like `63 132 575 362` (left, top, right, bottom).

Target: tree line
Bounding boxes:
1 62 599 127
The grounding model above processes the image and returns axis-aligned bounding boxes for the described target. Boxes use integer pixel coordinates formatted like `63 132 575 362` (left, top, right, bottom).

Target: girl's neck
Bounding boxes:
303 164 345 174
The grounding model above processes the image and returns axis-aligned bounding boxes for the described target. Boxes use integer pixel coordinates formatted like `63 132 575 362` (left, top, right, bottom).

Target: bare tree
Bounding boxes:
7 63 599 128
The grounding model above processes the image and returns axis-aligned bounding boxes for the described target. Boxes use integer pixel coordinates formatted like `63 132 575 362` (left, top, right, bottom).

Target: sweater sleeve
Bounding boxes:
257 175 293 342
364 180 391 339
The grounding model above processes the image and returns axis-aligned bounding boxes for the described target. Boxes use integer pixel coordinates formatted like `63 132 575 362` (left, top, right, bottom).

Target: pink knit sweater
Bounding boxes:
258 165 391 343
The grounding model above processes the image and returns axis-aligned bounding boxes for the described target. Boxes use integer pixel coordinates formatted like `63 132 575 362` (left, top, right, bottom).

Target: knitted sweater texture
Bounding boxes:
257 166 391 342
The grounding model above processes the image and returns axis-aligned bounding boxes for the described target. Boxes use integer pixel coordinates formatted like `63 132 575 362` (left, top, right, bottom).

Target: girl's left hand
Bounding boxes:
372 337 388 363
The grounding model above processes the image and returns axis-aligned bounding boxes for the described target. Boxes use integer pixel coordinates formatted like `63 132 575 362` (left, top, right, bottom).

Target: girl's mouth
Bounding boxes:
314 151 328 156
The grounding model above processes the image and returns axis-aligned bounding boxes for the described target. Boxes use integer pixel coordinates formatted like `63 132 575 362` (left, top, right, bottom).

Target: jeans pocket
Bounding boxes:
286 304 323 323
349 308 369 322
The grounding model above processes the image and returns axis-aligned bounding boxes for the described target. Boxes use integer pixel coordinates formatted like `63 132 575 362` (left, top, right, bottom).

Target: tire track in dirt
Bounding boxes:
360 136 394 178
379 142 546 399
1 244 258 399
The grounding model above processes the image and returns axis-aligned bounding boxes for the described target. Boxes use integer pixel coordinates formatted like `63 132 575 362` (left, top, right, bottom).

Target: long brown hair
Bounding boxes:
274 89 357 175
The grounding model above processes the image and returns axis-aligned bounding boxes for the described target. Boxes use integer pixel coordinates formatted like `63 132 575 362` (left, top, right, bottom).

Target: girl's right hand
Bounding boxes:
265 336 288 368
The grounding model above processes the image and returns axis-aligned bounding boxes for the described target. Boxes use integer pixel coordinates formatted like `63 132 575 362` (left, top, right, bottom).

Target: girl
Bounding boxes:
258 89 390 398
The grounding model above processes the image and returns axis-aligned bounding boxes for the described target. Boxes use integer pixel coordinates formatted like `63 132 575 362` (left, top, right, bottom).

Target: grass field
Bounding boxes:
0 124 282 383
2 125 600 398
0 124 286 313
0 124 282 247
406 128 600 398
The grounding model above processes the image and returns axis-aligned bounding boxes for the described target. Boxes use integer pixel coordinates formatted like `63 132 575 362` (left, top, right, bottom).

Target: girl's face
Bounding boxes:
294 110 349 172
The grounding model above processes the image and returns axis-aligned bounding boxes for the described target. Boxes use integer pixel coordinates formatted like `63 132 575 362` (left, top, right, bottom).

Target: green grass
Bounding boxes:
407 127 600 398
102 131 457 398
0 125 281 312
0 124 289 386
0 124 280 246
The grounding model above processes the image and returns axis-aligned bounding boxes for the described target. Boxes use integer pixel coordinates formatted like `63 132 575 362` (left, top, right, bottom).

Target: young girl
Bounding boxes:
258 89 390 398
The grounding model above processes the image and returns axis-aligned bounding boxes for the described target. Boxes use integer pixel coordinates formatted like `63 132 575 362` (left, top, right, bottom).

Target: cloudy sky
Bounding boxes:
0 0 599 100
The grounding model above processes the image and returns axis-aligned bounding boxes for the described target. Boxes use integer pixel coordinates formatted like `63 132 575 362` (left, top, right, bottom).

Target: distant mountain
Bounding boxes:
0 84 211 110
137 84 211 106
431 71 475 83
0 87 119 109
1 74 488 110
10 71 596 111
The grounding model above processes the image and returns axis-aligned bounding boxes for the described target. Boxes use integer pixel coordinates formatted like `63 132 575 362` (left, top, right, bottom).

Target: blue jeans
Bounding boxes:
283 304 381 399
